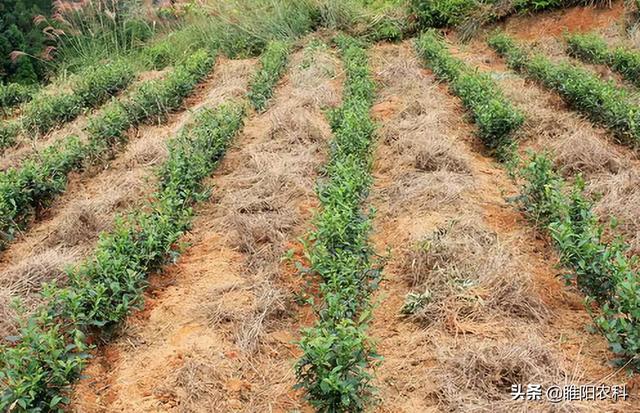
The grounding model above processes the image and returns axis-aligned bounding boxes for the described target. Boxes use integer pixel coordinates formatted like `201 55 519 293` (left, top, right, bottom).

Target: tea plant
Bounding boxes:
0 121 21 152
518 152 640 369
489 32 640 148
0 83 35 112
0 102 246 411
248 40 292 112
0 136 86 246
0 50 215 250
566 32 640 88
415 30 524 155
21 61 136 136
295 34 381 413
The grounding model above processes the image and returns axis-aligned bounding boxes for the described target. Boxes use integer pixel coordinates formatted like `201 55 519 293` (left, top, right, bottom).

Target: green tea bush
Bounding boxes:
0 50 215 250
0 121 21 152
21 61 136 136
566 32 640 88
415 30 524 153
296 34 381 413
0 102 246 411
74 61 136 108
248 41 292 112
0 136 86 245
0 83 35 111
518 152 640 369
489 32 640 148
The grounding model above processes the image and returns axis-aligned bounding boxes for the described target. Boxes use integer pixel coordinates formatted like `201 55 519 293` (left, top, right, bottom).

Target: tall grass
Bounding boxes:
52 0 159 74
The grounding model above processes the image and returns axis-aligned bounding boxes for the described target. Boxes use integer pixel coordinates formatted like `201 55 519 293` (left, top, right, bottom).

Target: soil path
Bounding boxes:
0 57 255 338
367 41 637 412
70 40 342 412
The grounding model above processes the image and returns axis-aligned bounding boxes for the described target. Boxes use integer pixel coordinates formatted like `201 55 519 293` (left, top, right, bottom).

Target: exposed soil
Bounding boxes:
70 38 341 412
501 1 625 41
368 41 637 412
0 57 254 338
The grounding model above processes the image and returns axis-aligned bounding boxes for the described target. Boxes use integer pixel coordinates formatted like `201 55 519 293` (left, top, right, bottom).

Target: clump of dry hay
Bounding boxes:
589 169 640 254
125 134 168 167
202 278 288 353
269 103 330 146
46 201 106 249
551 132 624 176
379 170 472 214
225 173 301 273
435 338 586 412
291 42 341 108
402 219 549 325
414 139 471 174
158 351 229 411
235 280 287 353
0 248 78 337
202 283 252 328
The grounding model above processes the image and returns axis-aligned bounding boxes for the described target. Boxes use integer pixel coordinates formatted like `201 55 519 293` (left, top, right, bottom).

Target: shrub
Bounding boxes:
566 32 640 88
73 60 135 108
0 121 20 152
295 34 381 413
415 30 523 153
21 61 135 136
489 32 640 148
409 0 478 28
518 152 640 369
0 83 35 111
0 136 86 246
248 41 292 112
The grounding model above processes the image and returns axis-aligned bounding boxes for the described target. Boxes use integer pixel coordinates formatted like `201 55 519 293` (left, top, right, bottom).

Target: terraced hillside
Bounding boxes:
2 1 640 412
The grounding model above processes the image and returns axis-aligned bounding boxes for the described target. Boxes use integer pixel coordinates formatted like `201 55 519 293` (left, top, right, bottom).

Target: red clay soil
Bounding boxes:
69 40 341 412
501 0 625 40
367 41 638 412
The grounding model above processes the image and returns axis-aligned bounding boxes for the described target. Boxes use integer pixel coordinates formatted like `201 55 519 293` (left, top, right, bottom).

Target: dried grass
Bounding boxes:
46 201 106 248
550 132 624 176
435 338 588 412
379 170 472 213
0 248 79 337
589 169 640 254
402 219 549 325
235 280 287 353
124 134 169 167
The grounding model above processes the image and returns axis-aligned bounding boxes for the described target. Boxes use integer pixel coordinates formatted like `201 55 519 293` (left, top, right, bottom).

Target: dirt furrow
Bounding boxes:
0 57 255 338
70 38 342 412
367 41 636 412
